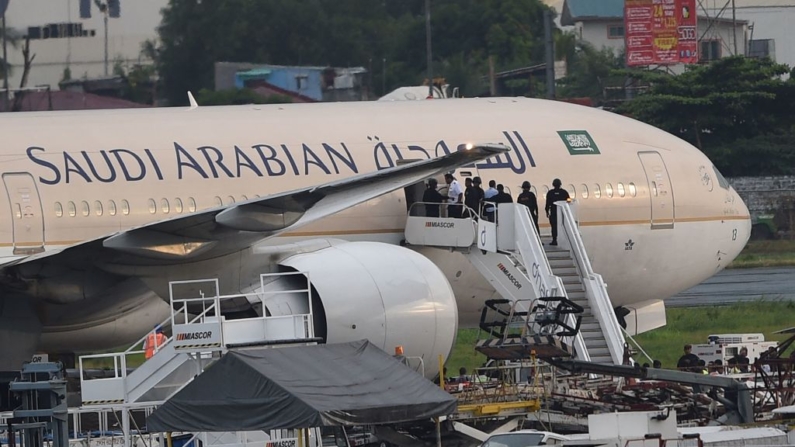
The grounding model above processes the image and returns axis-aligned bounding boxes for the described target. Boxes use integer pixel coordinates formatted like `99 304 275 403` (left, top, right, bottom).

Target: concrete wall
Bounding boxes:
728 175 795 237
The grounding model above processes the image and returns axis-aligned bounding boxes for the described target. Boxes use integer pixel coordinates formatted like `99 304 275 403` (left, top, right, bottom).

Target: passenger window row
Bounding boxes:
54 195 259 217
534 182 638 200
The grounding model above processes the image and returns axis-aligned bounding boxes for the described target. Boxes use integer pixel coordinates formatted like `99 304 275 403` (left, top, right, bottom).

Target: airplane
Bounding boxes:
0 97 751 374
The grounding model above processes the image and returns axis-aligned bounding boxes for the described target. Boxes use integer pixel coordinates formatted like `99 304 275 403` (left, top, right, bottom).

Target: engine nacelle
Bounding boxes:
267 241 458 378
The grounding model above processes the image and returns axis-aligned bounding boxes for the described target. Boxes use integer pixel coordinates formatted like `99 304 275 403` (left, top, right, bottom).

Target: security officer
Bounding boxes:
545 179 570 246
517 181 539 234
422 178 444 217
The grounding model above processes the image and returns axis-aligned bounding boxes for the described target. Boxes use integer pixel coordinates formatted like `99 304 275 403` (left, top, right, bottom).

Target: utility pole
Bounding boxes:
544 9 555 99
731 0 738 54
103 5 108 76
2 3 8 112
425 0 433 98
382 57 386 95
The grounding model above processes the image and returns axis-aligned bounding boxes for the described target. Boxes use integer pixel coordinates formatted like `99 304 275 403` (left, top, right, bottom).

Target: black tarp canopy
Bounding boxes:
146 340 457 432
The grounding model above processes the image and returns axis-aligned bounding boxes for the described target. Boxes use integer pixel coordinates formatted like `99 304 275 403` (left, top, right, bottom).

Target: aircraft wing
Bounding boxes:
8 144 508 271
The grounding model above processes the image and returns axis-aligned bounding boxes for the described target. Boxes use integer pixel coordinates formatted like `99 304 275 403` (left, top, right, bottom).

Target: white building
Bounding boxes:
704 0 795 67
560 0 749 72
2 0 166 91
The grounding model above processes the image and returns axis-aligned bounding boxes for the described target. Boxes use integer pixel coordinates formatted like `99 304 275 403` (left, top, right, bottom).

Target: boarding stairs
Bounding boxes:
404 201 625 365
78 272 318 407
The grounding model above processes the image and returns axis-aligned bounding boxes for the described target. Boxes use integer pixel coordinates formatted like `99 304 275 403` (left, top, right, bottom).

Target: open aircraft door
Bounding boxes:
638 151 675 229
2 173 45 255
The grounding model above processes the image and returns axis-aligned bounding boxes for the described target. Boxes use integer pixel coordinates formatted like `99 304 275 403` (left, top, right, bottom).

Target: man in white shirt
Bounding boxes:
444 173 463 218
483 180 498 222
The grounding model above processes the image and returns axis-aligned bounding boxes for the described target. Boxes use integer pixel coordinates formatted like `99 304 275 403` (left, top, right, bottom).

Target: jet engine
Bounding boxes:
261 241 458 378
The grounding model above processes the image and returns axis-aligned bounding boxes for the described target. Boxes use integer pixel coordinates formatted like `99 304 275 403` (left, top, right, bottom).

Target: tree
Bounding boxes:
0 25 21 79
555 41 625 105
194 88 292 106
153 0 553 105
616 56 795 176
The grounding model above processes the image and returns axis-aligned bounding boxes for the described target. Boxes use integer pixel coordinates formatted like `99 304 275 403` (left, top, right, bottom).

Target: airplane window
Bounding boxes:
174 198 183 214
240 195 248 201
148 199 157 214
55 202 63 218
580 184 588 199
617 183 625 197
108 200 117 216
605 183 614 198
161 198 170 214
567 184 576 197
81 201 90 217
95 200 103 216
531 186 537 196
214 196 222 207
542 185 549 197
628 182 637 197
68 201 76 217
651 181 658 196
121 200 130 216
227 195 236 204
188 197 197 213
14 204 21 219
254 194 260 198
593 184 601 199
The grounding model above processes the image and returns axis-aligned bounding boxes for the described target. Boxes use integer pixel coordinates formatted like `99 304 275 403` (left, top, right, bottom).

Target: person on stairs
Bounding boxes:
545 178 570 246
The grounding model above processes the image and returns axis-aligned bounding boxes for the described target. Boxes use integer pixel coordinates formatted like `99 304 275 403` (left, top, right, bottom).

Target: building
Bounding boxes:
703 0 795 69
3 0 165 91
214 62 368 103
560 0 748 71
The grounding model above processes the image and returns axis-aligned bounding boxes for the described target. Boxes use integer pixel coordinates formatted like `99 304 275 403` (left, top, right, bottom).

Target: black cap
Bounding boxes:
521 181 531 189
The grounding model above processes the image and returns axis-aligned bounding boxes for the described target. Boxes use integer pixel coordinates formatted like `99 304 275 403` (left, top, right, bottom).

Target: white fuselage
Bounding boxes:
0 98 751 354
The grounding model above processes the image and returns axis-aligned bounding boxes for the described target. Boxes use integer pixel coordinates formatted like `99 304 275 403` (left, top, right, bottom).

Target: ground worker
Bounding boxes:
144 326 167 359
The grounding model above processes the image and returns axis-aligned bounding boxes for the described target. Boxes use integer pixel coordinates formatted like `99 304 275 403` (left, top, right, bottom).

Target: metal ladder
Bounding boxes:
404 201 625 365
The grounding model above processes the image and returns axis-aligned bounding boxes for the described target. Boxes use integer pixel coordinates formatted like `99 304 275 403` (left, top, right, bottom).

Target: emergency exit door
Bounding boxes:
3 173 45 254
638 151 675 229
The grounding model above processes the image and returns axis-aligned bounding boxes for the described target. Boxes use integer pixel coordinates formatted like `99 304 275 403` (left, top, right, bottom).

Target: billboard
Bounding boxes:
625 0 698 66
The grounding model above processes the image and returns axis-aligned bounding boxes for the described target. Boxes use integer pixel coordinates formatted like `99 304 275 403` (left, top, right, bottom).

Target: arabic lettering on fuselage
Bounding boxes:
25 130 536 185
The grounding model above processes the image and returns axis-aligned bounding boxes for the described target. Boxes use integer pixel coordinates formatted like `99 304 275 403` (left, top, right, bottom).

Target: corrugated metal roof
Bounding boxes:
563 0 624 21
236 68 272 80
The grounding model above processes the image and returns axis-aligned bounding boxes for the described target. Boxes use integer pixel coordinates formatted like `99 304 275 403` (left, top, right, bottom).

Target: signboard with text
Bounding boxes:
625 0 698 66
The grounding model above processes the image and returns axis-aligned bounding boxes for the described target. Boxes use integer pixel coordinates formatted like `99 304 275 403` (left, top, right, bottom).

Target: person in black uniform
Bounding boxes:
422 178 445 217
465 177 485 218
545 178 570 246
517 180 539 234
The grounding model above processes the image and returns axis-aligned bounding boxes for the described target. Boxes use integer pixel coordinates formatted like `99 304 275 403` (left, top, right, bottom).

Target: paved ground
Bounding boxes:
667 267 795 307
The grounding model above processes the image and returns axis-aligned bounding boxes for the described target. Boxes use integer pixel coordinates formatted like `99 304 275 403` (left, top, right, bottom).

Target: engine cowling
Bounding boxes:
265 241 458 379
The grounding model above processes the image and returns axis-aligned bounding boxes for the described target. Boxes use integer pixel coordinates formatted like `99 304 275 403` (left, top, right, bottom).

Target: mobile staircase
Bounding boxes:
78 271 319 408
404 201 625 365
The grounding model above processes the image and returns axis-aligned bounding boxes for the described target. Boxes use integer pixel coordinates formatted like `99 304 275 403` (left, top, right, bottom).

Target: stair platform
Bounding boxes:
475 335 574 361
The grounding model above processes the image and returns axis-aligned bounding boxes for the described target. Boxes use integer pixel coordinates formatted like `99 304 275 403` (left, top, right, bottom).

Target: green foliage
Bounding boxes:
0 26 21 78
556 41 625 104
154 0 555 104
194 88 292 106
616 56 795 176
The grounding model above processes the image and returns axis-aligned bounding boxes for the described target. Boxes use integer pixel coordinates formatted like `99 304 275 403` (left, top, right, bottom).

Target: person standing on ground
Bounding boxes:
545 179 570 246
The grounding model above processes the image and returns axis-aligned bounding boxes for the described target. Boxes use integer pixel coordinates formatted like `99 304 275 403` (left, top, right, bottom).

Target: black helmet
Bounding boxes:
521 181 531 189
552 178 562 188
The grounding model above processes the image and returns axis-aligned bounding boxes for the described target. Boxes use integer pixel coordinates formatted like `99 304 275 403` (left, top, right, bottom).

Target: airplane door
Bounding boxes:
2 173 45 255
638 151 675 229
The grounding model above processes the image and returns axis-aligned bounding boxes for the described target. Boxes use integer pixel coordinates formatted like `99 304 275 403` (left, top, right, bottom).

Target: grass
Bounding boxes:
446 301 795 374
629 301 795 368
728 240 795 269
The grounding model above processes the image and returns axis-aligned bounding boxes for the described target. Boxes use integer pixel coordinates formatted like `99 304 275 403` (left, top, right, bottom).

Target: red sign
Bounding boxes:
625 0 698 66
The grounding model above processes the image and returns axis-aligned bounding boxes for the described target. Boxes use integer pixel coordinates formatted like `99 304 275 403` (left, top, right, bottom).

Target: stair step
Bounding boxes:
585 338 608 348
544 251 571 259
580 322 601 331
548 258 575 267
581 332 605 341
562 277 582 285
587 347 611 357
568 291 586 300
552 268 578 276
564 284 584 293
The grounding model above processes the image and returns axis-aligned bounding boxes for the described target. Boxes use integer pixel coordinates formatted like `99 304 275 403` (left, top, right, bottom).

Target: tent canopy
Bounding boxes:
147 340 457 432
